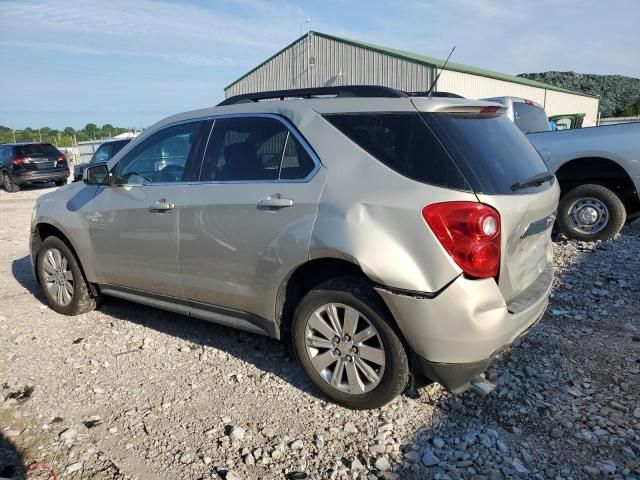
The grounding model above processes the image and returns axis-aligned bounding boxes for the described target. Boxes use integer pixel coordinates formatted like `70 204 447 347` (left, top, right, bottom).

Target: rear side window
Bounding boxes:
423 112 552 195
513 103 550 133
323 113 470 191
200 117 315 182
17 144 60 158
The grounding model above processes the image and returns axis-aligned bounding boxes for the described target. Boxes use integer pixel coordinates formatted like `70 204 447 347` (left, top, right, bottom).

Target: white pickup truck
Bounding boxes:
485 96 640 241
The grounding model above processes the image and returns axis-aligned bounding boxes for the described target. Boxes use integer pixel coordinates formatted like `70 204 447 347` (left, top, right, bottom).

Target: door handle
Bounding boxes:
257 194 294 209
149 199 175 212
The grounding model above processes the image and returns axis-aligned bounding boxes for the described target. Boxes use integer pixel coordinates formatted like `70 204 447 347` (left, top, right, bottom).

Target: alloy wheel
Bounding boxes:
42 248 74 306
304 303 385 394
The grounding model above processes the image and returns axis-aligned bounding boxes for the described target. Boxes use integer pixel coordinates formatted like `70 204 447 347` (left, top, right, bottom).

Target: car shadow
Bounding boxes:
11 254 323 402
0 432 26 480
11 256 47 306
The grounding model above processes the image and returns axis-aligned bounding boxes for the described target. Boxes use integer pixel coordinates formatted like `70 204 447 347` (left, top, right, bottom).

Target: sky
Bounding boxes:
0 0 638 130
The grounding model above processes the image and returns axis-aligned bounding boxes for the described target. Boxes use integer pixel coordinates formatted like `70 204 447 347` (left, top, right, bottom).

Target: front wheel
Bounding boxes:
37 236 97 315
557 184 626 241
292 277 409 410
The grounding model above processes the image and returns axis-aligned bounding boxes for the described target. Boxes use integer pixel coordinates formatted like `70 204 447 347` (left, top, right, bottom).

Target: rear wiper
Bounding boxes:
510 172 554 191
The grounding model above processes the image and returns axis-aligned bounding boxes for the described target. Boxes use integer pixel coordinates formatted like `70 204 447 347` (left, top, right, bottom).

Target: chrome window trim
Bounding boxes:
110 113 321 187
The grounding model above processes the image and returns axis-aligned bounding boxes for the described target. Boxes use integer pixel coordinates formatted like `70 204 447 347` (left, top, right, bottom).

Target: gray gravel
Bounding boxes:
1 185 639 479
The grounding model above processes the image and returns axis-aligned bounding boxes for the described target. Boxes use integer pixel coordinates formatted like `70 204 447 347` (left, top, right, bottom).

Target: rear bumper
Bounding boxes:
376 264 552 391
12 170 69 185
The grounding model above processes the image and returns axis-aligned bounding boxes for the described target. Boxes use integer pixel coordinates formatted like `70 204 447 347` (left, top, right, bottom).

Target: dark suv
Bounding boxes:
73 139 131 182
0 143 70 192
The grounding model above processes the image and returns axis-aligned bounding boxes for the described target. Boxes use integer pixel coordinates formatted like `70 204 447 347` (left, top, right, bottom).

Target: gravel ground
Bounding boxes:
1 185 639 480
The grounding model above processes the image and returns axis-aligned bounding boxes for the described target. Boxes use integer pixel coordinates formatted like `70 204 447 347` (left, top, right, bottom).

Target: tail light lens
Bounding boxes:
12 156 30 165
422 201 501 278
57 154 68 168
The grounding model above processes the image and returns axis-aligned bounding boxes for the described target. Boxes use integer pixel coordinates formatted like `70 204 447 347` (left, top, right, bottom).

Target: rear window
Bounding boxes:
513 103 550 133
323 113 470 191
16 143 60 158
423 112 552 195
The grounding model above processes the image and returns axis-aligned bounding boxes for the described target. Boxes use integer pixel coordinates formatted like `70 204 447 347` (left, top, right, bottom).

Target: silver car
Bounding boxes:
30 86 559 409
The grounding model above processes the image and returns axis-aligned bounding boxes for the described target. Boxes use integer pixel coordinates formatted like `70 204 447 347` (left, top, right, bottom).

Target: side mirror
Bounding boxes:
83 164 110 185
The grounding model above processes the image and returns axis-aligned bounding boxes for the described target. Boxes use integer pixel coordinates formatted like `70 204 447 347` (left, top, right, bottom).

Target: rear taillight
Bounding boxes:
422 201 501 278
12 156 30 165
57 154 67 168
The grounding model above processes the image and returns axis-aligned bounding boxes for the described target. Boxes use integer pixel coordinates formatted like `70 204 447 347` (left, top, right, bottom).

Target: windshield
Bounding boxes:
422 112 552 195
513 102 550 133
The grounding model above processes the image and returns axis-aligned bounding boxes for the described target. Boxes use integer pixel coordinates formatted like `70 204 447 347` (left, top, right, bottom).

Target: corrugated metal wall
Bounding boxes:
225 34 435 97
437 69 547 104
226 35 599 126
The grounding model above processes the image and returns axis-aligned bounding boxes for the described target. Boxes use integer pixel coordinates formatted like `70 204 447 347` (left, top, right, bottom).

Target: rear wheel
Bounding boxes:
292 277 409 409
557 184 626 241
37 236 97 315
54 179 67 187
2 172 20 192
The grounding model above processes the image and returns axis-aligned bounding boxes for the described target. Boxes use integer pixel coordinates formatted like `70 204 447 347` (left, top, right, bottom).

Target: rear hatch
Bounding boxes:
417 101 559 301
15 143 65 172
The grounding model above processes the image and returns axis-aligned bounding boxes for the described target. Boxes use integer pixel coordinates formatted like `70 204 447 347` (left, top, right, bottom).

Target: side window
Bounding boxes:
201 117 286 181
200 116 316 182
279 135 315 180
324 113 469 190
115 122 202 185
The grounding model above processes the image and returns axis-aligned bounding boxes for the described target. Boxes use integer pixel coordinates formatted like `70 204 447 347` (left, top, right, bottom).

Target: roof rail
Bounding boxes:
218 85 408 106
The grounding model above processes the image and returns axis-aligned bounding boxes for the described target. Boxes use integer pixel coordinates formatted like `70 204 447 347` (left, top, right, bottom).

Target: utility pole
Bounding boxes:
12 128 16 143
39 129 42 142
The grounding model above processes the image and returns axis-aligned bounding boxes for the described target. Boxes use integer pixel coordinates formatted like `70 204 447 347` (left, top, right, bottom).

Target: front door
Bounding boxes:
179 115 326 321
88 120 209 297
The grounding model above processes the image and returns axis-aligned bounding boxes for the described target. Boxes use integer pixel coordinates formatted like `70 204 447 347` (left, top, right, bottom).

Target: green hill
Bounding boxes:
517 71 640 117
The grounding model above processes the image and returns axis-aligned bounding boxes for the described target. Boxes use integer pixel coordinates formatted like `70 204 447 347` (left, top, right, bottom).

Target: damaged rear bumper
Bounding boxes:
375 264 552 393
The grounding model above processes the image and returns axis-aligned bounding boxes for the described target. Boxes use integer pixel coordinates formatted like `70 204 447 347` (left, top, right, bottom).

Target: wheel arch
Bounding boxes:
554 157 639 214
32 222 96 295
276 257 391 339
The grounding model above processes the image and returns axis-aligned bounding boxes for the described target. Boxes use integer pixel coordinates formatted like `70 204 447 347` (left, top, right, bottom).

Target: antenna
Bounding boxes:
427 46 455 97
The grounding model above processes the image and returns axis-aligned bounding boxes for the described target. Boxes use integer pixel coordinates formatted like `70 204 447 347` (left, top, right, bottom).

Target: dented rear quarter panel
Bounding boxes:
298 111 476 294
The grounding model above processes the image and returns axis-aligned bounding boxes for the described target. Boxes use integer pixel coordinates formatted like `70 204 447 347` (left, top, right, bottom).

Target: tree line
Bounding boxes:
0 124 135 147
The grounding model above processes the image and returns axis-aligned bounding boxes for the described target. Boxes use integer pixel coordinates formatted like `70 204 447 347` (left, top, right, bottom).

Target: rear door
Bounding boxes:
179 115 325 321
88 120 209 297
422 107 559 301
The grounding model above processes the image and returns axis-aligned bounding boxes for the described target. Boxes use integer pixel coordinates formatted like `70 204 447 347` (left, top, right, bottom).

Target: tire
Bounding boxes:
36 236 97 315
292 276 409 410
54 179 67 187
557 184 626 241
2 172 20 192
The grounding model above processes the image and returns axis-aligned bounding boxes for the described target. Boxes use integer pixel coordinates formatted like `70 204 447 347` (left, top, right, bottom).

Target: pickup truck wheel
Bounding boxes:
37 236 97 315
558 184 626 241
2 172 20 192
292 277 409 410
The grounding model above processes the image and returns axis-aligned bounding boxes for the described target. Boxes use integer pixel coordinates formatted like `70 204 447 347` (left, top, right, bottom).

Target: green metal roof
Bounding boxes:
225 31 598 99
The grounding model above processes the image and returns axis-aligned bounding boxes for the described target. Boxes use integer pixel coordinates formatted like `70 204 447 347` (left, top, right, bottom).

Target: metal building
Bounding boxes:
225 31 600 126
